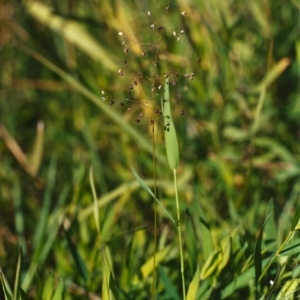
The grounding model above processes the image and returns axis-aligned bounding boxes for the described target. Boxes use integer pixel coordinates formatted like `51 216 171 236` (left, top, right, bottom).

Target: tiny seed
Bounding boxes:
120 102 124 106
150 24 155 29
181 12 187 16
180 110 185 115
110 101 114 105
139 113 144 117
142 51 146 56
158 26 163 30
124 48 129 53
180 30 184 34
118 32 123 35
135 119 140 123
129 84 134 89
128 107 132 111
118 69 124 76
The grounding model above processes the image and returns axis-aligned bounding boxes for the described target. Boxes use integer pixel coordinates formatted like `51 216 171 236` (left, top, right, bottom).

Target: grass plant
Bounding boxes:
0 0 299 299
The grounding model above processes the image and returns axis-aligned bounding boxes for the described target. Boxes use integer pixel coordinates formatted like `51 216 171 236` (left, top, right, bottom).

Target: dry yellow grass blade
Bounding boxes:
254 58 291 91
23 0 117 71
0 124 34 177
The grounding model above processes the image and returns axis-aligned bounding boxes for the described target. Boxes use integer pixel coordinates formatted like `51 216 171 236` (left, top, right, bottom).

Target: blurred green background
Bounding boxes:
0 0 299 299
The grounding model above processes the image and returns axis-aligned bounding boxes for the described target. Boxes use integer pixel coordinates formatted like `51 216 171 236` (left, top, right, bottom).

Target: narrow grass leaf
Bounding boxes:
52 276 64 300
292 264 300 278
254 58 291 91
33 271 43 300
254 214 271 296
162 78 179 170
185 209 197 272
221 258 270 299
251 87 266 136
131 167 175 224
33 156 57 249
291 198 300 230
0 271 13 300
28 120 44 176
200 249 221 280
20 289 30 300
186 263 200 300
264 266 281 300
276 279 299 299
38 187 68 263
64 229 89 282
12 179 26 254
279 238 300 256
197 203 214 261
158 267 180 300
13 247 22 300
218 237 231 272
264 200 277 245
89 166 100 234
101 247 117 300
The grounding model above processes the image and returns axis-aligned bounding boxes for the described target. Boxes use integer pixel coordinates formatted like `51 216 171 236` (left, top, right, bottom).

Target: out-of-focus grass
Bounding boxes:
0 0 299 298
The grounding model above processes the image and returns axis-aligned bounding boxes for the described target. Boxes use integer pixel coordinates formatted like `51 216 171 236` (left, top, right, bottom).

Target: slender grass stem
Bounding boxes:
151 116 158 300
174 169 186 300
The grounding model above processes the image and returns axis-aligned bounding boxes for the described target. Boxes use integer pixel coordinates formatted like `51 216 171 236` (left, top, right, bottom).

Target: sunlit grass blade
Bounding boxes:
42 274 54 300
254 58 291 91
140 246 171 279
101 247 118 300
23 0 118 71
186 264 200 300
89 166 100 234
52 276 64 300
28 121 44 177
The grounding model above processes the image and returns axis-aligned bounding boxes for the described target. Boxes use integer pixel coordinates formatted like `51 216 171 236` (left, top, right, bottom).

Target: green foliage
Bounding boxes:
0 0 299 299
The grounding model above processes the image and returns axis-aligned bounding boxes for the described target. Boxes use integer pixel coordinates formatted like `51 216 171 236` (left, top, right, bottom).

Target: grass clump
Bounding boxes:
0 0 299 299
